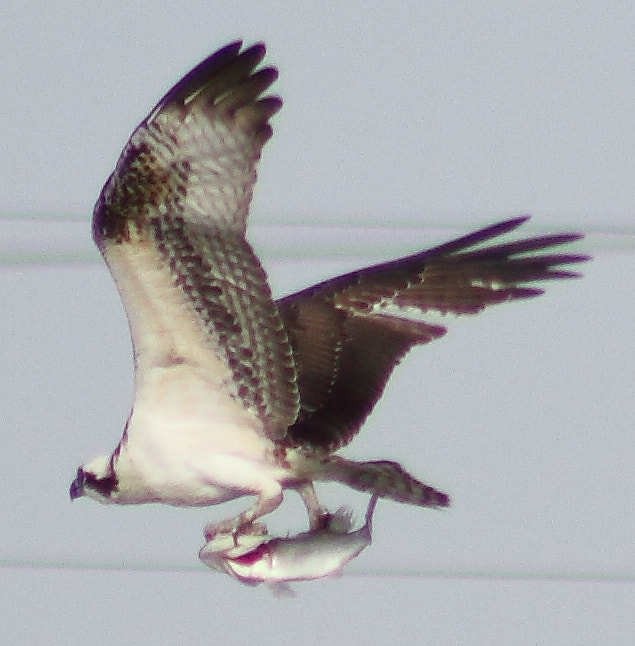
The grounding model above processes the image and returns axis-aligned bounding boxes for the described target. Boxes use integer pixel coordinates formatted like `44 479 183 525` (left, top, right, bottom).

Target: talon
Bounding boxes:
242 521 268 536
203 519 236 541
203 514 264 541
309 509 332 531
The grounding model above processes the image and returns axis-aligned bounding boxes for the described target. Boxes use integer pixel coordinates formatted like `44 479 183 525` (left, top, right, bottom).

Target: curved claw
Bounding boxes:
309 509 332 531
203 515 267 542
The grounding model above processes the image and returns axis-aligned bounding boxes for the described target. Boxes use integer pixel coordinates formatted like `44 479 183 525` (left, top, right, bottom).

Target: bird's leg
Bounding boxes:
203 517 269 542
203 483 283 540
296 482 331 530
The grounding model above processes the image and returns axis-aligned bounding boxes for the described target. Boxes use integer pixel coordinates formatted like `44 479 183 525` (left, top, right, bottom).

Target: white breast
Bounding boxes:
113 363 284 506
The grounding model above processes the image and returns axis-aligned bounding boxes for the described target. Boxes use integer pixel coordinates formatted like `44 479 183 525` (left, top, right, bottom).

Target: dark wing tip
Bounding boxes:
149 40 275 118
424 216 530 258
458 231 591 284
93 39 280 242
422 217 589 264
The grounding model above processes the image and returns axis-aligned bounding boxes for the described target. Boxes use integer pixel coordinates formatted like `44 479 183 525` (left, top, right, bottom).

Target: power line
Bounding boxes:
1 559 633 583
0 218 631 267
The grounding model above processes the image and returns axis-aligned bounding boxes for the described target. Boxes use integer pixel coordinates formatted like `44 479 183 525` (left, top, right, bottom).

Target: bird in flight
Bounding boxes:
70 41 587 544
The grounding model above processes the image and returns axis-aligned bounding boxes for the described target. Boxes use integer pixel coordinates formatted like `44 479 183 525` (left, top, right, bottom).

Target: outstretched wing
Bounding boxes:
278 217 588 451
92 42 298 439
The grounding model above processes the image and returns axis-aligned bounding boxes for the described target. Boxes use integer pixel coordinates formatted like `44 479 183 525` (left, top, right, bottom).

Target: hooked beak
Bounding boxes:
69 468 85 500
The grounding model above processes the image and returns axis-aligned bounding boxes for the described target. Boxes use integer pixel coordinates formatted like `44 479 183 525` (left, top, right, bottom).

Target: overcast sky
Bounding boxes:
1 2 633 644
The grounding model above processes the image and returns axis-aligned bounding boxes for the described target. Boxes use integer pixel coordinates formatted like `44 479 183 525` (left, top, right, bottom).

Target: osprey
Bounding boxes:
70 41 587 542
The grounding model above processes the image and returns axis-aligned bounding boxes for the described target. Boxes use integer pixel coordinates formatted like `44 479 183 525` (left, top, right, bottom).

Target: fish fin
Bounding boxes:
268 582 296 599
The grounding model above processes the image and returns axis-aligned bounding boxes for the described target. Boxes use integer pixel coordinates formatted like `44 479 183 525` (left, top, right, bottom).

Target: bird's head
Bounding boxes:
69 455 118 502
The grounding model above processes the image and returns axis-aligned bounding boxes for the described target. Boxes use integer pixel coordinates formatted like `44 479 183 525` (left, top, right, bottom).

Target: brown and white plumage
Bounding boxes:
70 41 587 541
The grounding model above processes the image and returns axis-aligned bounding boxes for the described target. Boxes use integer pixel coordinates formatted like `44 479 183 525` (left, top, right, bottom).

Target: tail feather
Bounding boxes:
319 455 450 508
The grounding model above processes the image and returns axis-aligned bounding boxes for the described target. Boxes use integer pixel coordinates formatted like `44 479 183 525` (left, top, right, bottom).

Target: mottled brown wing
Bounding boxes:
278 298 445 450
279 217 588 451
92 42 298 438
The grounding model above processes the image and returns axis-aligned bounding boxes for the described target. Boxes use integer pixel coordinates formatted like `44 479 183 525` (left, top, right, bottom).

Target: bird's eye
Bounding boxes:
84 472 118 496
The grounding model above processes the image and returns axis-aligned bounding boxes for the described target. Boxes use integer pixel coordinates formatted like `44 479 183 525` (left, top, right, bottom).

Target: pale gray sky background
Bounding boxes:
1 1 633 644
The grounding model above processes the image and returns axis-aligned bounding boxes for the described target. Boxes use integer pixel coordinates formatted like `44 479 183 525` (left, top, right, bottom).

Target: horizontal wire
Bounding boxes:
2 212 635 230
3 214 633 239
1 217 632 267
1 559 633 583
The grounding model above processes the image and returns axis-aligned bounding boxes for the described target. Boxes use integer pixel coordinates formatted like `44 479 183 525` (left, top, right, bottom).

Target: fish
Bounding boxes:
199 495 378 595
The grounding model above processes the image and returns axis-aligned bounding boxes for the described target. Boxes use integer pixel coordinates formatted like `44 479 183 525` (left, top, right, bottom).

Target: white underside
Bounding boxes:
101 233 292 507
113 362 289 506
